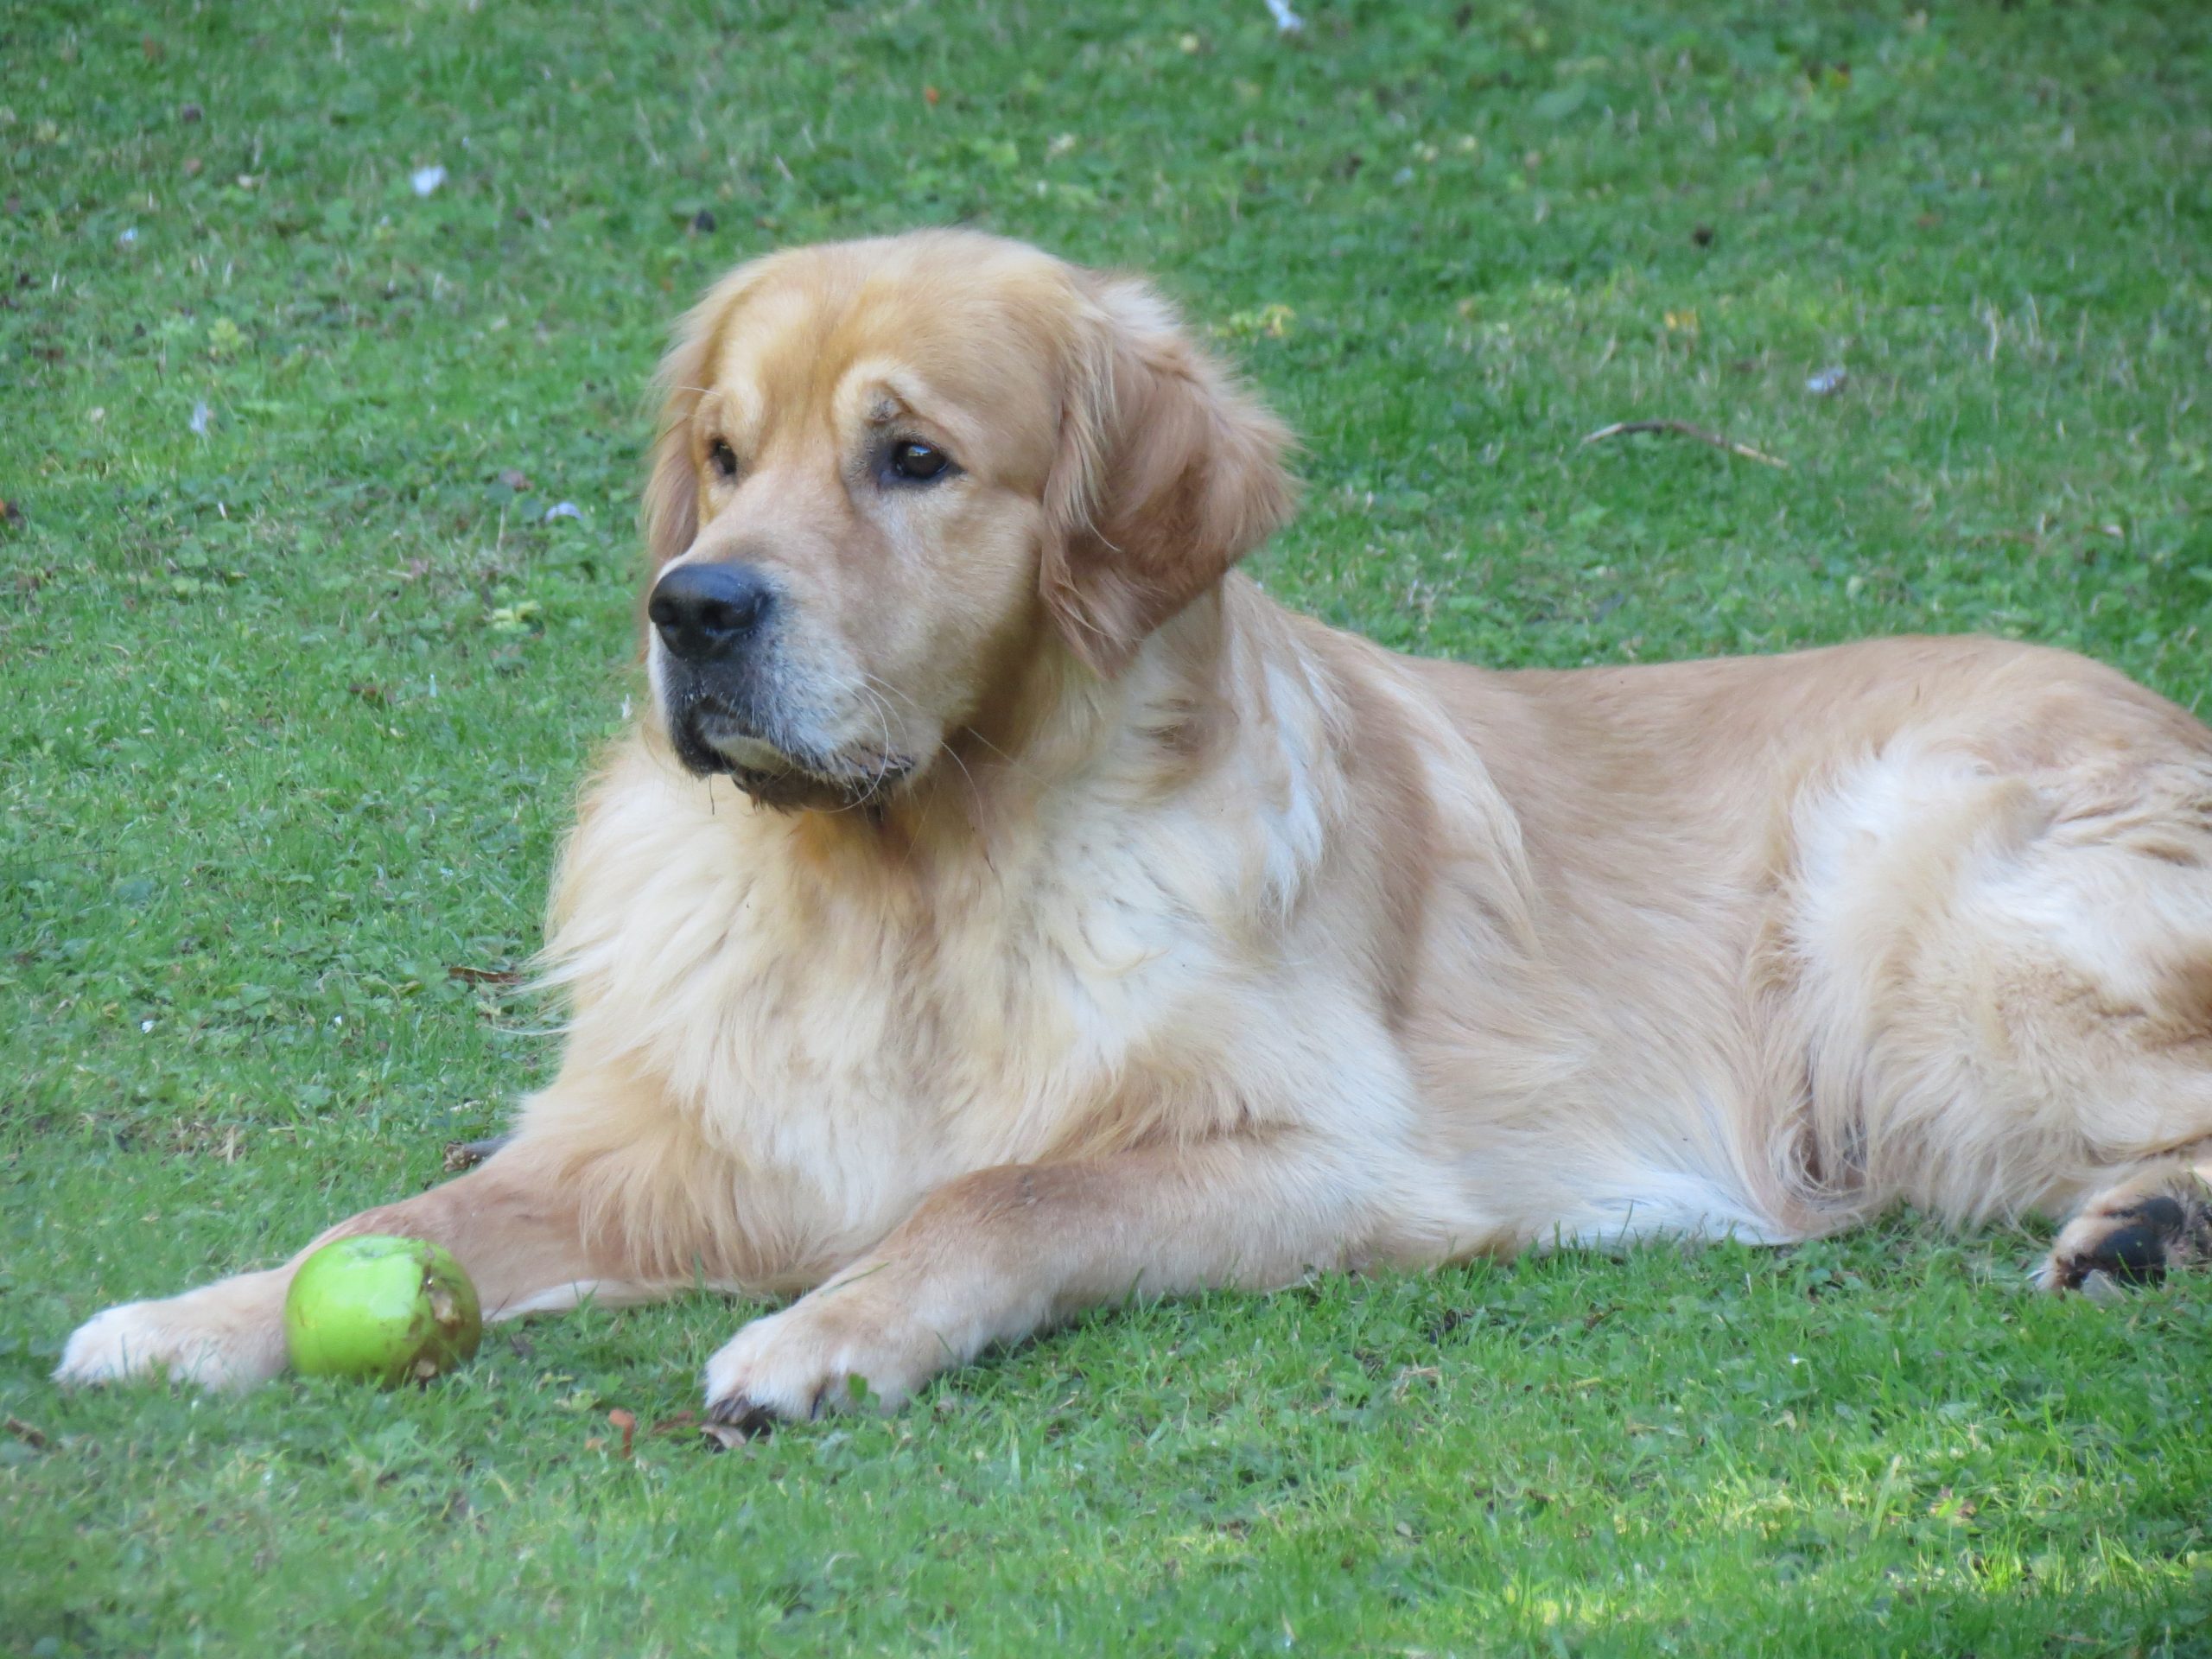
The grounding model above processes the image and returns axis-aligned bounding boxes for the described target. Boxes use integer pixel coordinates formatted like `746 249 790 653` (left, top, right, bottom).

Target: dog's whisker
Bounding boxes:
860 670 1046 791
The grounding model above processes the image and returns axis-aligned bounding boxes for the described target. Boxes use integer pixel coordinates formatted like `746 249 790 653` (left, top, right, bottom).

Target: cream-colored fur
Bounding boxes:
57 232 2212 1425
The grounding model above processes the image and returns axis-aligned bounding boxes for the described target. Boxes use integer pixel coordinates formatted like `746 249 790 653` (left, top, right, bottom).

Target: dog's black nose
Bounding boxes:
648 563 776 663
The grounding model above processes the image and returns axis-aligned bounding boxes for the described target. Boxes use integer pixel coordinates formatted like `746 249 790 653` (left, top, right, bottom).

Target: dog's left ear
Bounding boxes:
641 311 714 576
641 262 770 575
1041 273 1298 677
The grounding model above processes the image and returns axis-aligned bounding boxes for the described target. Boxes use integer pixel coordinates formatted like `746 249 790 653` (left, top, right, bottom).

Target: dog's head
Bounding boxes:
639 231 1295 810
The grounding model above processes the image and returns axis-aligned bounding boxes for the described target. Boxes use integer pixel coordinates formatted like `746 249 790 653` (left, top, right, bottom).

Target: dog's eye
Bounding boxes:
707 437 740 480
887 440 951 484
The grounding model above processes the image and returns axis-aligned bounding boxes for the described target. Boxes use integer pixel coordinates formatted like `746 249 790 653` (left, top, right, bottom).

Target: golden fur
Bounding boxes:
60 232 2212 1422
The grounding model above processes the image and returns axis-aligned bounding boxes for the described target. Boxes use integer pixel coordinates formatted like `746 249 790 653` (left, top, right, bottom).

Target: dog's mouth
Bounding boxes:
674 700 917 812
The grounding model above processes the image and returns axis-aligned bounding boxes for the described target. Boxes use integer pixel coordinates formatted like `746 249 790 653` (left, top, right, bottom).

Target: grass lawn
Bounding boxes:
5 1 2212 1652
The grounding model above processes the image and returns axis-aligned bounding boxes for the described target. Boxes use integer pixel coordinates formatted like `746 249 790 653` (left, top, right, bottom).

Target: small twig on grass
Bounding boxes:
442 1134 512 1173
1580 418 1790 470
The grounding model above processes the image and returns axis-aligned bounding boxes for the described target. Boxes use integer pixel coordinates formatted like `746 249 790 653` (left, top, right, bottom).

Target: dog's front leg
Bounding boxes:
702 1134 1375 1430
56 1145 652 1391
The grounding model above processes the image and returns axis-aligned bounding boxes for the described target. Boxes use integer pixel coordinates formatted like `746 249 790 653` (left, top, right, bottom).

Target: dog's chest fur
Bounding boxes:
532 715 1390 1255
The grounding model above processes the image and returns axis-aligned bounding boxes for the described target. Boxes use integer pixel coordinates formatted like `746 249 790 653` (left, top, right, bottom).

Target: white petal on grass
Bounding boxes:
1806 365 1848 396
543 500 582 523
410 164 447 197
1263 0 1304 31
189 400 212 435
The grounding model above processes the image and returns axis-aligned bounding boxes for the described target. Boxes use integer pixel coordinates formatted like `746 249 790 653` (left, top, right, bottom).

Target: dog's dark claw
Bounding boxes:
701 1392 779 1445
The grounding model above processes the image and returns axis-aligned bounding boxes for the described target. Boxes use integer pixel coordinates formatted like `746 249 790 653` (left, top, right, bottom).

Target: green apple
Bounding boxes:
283 1235 483 1385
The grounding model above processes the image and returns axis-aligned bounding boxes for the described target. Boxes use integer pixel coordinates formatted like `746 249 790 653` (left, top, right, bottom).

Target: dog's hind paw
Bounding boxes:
2040 1171 2212 1294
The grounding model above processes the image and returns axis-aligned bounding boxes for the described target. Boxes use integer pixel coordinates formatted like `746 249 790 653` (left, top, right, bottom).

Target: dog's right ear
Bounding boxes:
641 264 766 574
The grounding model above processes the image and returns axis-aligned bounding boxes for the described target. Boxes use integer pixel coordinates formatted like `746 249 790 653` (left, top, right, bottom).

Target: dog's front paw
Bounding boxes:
54 1278 290 1392
701 1280 957 1437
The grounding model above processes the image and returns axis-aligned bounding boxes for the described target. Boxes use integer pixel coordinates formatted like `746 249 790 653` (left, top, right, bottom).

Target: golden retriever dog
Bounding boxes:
59 230 2212 1430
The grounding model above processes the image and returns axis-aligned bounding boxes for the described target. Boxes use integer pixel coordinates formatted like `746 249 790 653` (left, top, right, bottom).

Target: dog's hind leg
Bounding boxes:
1789 716 2212 1255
